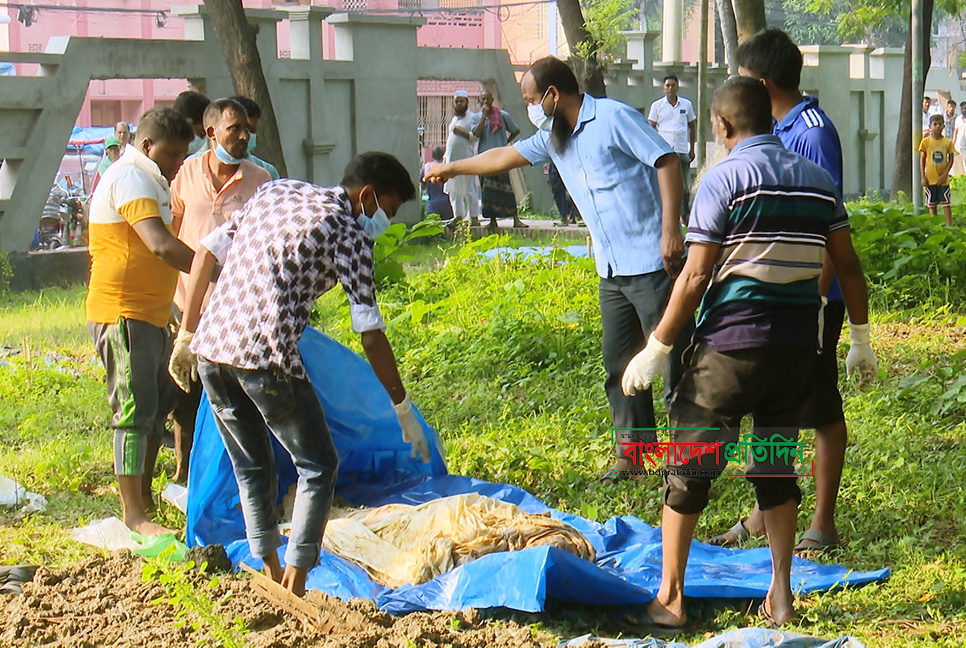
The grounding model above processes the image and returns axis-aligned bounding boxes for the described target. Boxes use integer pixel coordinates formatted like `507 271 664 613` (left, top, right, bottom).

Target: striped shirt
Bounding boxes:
687 135 849 351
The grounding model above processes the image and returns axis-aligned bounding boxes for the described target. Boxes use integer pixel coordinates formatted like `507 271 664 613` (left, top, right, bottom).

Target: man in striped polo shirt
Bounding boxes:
708 27 868 554
620 77 875 628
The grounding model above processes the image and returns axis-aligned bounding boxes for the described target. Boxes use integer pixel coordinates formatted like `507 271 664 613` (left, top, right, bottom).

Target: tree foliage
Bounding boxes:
574 0 639 64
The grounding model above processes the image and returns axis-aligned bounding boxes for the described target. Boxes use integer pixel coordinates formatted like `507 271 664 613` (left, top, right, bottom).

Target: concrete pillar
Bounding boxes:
327 13 426 224
662 0 683 63
285 6 333 60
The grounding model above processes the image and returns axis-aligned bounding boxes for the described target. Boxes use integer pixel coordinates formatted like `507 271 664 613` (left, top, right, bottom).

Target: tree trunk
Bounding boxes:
203 0 287 176
717 0 739 73
556 0 608 97
890 0 933 200
732 0 766 43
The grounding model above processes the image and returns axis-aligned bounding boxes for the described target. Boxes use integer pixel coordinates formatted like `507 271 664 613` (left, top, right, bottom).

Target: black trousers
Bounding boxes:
600 270 694 449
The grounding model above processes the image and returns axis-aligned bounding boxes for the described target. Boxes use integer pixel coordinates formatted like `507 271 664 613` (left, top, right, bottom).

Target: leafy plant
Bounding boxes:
142 553 248 648
372 219 444 286
847 199 966 310
574 0 638 64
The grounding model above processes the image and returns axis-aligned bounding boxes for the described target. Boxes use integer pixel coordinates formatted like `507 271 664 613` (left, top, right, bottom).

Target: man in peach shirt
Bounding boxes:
169 97 271 482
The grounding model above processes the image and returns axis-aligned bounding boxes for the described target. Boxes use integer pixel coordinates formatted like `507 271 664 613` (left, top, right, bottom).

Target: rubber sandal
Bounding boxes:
757 599 795 628
757 601 778 629
707 521 750 548
794 529 840 555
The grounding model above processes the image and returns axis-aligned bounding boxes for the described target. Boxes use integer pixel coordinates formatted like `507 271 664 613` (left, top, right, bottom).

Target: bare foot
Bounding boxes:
142 490 156 514
512 219 529 228
280 566 308 598
127 518 176 537
625 596 686 628
263 553 284 584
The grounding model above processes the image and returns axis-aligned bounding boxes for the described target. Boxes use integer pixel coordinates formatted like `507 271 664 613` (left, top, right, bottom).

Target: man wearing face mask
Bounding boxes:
169 152 431 597
229 96 281 180
167 98 271 483
427 56 692 483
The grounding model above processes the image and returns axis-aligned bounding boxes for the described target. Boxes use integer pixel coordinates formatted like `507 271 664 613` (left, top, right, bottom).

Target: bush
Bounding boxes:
848 199 966 310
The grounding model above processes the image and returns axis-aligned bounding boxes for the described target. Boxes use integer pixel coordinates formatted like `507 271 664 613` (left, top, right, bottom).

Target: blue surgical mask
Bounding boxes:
246 133 257 154
357 192 391 240
527 88 555 131
214 143 245 165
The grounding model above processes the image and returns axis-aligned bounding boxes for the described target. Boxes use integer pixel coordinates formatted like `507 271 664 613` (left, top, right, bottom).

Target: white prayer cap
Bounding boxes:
454 90 469 98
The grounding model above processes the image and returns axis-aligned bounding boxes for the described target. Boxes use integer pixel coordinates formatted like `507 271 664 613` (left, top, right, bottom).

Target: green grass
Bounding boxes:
2 232 966 646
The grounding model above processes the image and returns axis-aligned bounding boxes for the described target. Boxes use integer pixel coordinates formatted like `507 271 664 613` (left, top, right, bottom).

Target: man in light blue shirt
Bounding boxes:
426 56 692 480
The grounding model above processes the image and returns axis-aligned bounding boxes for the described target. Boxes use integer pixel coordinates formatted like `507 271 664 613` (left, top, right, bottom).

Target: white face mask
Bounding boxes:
357 191 391 240
247 132 257 154
527 88 555 131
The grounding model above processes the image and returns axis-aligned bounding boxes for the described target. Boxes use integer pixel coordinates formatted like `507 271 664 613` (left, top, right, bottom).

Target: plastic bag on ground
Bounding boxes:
0 474 47 513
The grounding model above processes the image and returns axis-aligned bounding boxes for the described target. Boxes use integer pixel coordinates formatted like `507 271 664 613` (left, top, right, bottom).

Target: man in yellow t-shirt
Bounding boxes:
86 107 196 537
919 113 956 225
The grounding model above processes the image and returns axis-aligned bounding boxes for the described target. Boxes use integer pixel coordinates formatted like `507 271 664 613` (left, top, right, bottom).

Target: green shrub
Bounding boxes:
847 199 966 310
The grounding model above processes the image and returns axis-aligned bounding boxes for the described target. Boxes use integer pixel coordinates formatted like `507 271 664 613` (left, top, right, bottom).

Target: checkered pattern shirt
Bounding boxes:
192 180 385 378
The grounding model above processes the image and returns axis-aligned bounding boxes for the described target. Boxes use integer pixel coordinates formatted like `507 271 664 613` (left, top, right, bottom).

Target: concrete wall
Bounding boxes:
611 33 907 199
0 6 553 252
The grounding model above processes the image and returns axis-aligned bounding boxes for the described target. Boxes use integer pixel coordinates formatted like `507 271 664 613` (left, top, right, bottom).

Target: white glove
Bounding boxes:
621 333 673 396
168 329 198 393
846 322 877 389
393 395 430 463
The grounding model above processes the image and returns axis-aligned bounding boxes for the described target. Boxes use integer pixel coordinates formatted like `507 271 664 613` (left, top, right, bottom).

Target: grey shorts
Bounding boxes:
89 317 175 475
663 342 817 515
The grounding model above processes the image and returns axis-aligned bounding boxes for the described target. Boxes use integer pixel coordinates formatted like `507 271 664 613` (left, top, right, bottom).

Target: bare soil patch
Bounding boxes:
1 552 555 647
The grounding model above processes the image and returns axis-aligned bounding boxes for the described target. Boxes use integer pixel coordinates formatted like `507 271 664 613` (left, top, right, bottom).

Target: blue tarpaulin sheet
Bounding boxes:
481 245 590 260
186 327 889 614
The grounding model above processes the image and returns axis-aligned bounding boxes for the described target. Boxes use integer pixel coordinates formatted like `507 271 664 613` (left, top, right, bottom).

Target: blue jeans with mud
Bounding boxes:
198 358 339 570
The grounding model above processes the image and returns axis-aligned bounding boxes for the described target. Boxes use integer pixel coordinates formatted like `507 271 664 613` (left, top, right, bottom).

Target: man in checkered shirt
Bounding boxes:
168 152 429 597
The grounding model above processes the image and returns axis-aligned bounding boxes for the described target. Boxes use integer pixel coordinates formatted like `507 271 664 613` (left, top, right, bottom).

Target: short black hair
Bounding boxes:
929 113 944 125
135 107 193 145
203 98 248 130
735 28 802 92
948 99 957 107
173 90 210 126
961 101 966 108
663 74 679 84
341 152 416 203
712 76 773 136
527 56 580 96
230 96 262 119
431 146 444 162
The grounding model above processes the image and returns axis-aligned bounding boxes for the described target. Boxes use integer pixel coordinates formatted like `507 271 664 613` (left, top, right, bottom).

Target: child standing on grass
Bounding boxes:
919 113 956 225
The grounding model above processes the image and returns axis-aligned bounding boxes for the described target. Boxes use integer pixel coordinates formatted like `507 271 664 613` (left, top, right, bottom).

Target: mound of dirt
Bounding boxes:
0 552 554 647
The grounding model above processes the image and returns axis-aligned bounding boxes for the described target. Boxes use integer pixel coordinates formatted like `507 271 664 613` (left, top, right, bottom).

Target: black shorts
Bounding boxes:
925 185 951 207
798 299 845 429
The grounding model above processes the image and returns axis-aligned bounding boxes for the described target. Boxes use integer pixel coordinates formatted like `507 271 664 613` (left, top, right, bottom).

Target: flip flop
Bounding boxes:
757 600 778 629
757 599 796 628
794 529 840 555
707 521 751 548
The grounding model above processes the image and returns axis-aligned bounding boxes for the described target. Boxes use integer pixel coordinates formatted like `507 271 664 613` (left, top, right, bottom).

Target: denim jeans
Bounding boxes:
198 359 339 569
